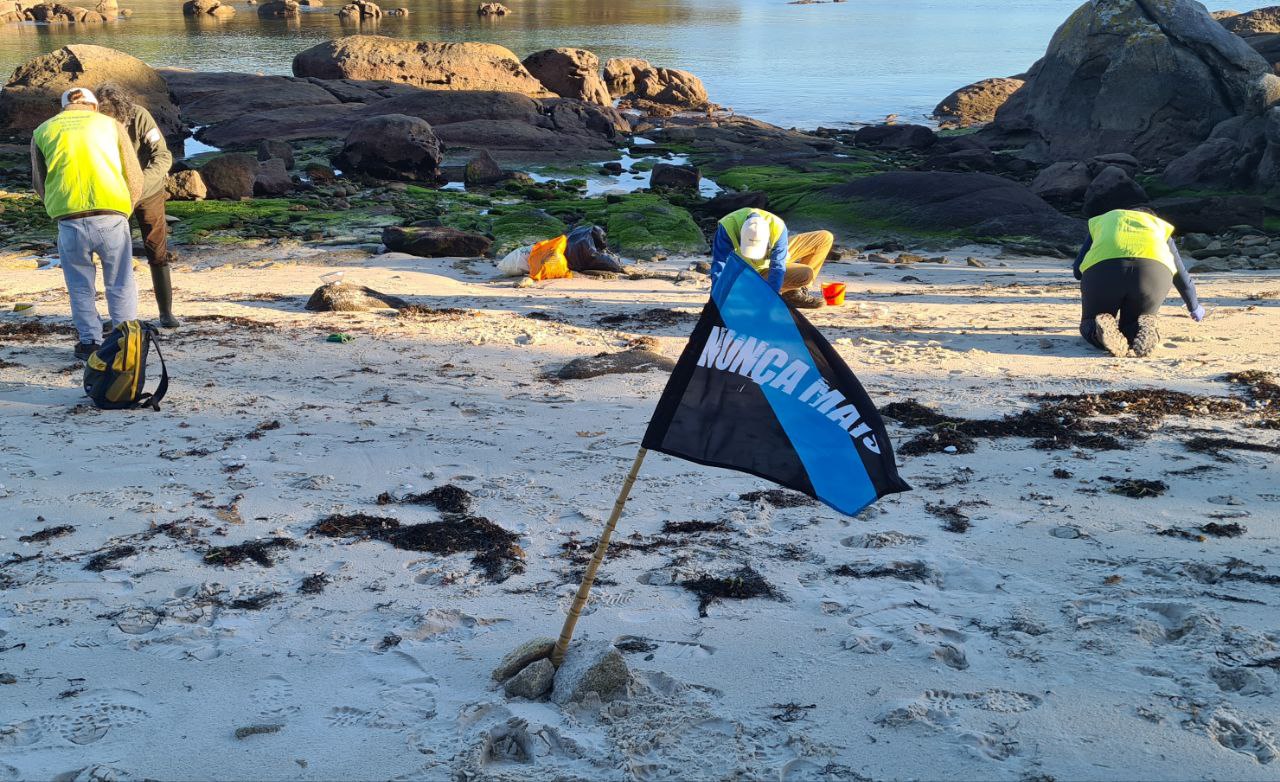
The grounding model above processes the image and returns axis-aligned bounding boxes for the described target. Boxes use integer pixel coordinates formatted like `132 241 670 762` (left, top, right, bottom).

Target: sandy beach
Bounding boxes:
1 245 1278 781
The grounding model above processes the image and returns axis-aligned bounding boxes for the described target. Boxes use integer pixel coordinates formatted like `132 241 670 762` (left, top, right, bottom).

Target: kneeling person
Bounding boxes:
710 208 832 309
1075 207 1204 357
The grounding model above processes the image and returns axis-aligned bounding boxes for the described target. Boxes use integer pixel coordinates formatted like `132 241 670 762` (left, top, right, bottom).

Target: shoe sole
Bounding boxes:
1093 314 1129 358
1130 315 1160 358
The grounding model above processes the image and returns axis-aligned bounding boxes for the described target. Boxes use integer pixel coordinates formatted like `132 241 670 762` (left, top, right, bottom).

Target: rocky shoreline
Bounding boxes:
3 1 1280 273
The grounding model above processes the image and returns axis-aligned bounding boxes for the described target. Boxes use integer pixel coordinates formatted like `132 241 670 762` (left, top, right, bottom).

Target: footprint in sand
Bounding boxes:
1203 709 1279 764
252 675 301 722
0 690 148 750
842 531 926 549
923 689 1043 714
932 643 970 670
615 636 715 662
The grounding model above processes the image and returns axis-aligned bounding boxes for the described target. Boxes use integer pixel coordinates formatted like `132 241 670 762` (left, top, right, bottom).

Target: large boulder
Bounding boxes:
382 225 492 257
1151 194 1265 233
854 123 936 150
257 139 294 169
986 0 1280 163
933 77 1025 127
0 45 183 141
335 114 442 182
1219 6 1280 35
199 153 258 200
293 36 552 97
1163 136 1249 189
1029 161 1092 206
463 149 503 184
182 0 234 15
649 162 699 191
336 0 379 21
18 3 108 23
1081 165 1148 217
186 79 622 160
253 157 293 196
603 57 708 109
159 71 341 126
165 169 207 200
257 0 298 17
824 171 1084 246
522 48 611 107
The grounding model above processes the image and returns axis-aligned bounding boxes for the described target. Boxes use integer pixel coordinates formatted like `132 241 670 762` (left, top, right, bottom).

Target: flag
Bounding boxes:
642 257 910 516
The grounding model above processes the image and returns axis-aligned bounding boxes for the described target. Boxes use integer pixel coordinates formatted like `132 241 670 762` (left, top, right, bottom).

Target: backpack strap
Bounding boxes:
135 329 169 411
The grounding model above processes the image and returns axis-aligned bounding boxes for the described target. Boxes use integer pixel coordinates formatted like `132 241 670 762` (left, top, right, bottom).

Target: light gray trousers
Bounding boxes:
57 213 137 343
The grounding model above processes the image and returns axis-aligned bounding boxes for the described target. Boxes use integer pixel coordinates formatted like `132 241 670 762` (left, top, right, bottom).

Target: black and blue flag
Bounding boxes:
642 257 910 516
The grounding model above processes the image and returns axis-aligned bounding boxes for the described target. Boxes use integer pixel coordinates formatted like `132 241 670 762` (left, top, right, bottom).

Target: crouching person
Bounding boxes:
1075 207 1205 357
710 207 833 309
31 88 144 359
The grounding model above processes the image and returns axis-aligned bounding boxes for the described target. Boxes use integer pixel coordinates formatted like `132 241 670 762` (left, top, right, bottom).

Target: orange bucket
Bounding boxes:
822 282 846 306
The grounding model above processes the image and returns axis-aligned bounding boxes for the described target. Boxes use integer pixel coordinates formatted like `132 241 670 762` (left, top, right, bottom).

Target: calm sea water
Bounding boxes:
0 0 1263 128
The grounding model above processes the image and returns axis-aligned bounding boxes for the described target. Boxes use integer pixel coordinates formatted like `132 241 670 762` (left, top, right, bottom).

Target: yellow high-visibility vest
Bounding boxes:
32 110 133 220
1081 209 1177 276
718 207 788 275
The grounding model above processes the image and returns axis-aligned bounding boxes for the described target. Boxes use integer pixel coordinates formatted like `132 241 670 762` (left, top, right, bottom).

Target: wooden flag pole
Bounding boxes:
550 447 649 667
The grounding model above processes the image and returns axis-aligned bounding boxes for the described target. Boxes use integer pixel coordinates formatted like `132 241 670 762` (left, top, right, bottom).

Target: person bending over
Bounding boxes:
96 83 180 328
709 207 832 309
1074 207 1204 357
30 88 143 359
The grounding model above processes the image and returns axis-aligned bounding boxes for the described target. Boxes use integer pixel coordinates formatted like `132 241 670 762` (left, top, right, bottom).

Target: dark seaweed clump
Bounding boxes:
18 524 74 543
885 386 1266 456
0 321 77 342
925 503 971 533
311 511 523 582
245 420 281 440
597 308 695 329
1109 479 1168 498
828 560 934 583
84 545 138 572
681 566 779 617
398 306 476 321
661 520 732 535
1159 523 1247 542
377 484 473 515
299 573 329 594
203 538 298 568
310 513 400 538
1185 436 1280 457
739 489 816 508
899 428 977 456
226 592 280 610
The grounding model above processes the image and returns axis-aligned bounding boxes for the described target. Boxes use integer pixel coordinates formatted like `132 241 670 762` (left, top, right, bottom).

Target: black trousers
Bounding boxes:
1080 258 1172 345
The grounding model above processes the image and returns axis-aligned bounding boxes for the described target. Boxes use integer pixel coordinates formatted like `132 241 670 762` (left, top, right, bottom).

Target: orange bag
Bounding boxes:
527 235 572 281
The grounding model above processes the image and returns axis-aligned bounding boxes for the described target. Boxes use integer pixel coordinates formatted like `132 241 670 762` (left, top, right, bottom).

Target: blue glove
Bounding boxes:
1190 305 1206 323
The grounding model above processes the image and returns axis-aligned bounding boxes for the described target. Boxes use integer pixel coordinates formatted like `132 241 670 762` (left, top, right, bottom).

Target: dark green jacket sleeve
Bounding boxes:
130 106 173 200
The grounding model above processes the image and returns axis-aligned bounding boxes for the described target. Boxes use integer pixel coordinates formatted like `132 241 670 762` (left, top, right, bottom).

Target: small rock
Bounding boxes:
503 658 555 699
965 256 986 268
304 282 407 312
556 349 674 380
1208 495 1245 506
235 724 283 739
492 636 555 681
550 639 629 705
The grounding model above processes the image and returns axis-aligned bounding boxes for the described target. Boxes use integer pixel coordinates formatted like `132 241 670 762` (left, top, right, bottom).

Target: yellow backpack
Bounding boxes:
83 321 169 410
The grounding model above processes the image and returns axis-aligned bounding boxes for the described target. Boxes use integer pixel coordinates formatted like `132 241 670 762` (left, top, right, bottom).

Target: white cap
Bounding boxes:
61 87 98 107
739 214 770 261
